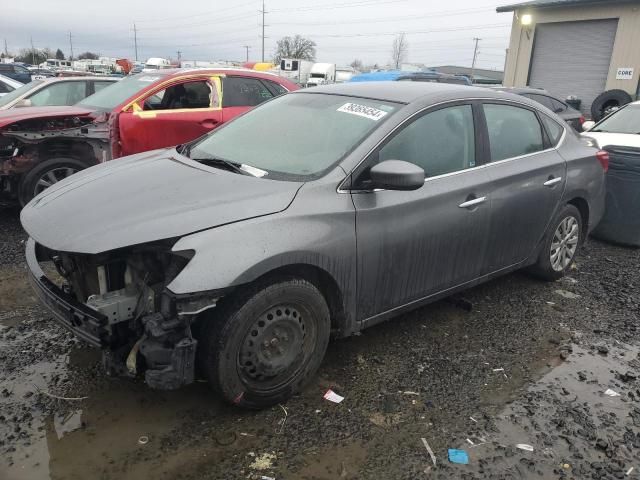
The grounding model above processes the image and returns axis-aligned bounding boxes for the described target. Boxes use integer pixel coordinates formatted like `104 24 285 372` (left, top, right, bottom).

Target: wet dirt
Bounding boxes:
1 205 639 479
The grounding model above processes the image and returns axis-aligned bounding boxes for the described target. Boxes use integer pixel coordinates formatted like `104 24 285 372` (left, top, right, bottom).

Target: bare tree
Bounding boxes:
78 51 100 60
391 33 408 70
350 59 364 71
274 35 316 64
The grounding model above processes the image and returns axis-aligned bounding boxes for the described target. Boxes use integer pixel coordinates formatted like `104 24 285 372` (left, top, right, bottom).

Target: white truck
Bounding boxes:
279 59 314 87
335 67 356 83
306 63 336 87
142 58 173 72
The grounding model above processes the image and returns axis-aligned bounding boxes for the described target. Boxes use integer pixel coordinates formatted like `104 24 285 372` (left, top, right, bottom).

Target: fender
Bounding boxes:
167 175 358 332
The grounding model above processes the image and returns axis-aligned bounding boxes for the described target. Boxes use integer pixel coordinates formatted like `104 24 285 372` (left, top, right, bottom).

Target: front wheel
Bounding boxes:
198 278 331 409
19 157 87 206
529 204 583 281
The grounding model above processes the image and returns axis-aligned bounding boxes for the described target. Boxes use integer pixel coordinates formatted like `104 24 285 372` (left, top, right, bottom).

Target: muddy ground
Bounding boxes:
1 203 639 480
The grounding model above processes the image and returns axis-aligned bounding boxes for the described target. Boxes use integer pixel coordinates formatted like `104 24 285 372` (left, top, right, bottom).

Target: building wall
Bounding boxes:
503 3 640 95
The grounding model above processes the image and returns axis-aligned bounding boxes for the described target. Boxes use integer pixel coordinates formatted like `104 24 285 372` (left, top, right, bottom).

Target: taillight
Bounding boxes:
596 150 609 172
579 116 586 124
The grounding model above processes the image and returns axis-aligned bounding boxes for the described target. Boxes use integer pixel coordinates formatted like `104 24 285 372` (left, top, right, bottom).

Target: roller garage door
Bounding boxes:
528 19 618 116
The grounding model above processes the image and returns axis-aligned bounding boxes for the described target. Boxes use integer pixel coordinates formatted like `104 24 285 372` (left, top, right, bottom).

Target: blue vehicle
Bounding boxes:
350 70 471 86
0 63 32 84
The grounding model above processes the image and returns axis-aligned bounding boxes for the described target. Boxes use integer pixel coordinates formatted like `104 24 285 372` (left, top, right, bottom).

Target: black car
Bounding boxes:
492 87 584 131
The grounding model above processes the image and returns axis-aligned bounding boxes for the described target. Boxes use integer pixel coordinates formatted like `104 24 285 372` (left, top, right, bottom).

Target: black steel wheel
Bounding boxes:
198 277 330 409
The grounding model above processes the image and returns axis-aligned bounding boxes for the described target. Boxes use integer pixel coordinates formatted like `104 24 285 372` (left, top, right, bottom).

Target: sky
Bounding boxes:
1 0 515 70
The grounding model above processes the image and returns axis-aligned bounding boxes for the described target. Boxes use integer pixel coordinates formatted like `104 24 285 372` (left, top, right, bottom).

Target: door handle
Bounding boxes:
543 177 562 187
458 196 487 209
200 119 219 128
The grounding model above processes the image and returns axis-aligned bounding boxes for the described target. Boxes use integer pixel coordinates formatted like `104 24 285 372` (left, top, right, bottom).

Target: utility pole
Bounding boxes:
30 36 35 65
3 39 8 56
133 23 138 61
470 37 481 83
259 0 267 62
243 45 250 62
176 50 182 63
69 31 74 60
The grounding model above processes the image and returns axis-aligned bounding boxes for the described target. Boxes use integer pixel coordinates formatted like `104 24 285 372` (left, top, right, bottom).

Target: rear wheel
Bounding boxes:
529 204 583 281
19 157 87 206
198 278 331 409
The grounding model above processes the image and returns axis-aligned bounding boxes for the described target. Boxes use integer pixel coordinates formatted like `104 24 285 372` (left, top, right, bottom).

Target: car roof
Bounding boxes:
41 76 118 83
492 86 551 95
153 67 284 80
296 81 526 105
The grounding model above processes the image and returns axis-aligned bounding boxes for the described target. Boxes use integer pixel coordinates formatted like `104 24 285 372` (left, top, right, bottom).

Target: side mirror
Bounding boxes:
582 120 596 131
15 99 32 108
370 159 425 191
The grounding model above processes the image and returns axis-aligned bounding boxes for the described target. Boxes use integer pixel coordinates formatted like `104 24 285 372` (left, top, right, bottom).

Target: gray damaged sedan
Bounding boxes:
22 82 607 408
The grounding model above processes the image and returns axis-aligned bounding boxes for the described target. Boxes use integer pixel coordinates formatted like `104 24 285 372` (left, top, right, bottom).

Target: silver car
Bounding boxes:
0 76 118 110
22 82 607 408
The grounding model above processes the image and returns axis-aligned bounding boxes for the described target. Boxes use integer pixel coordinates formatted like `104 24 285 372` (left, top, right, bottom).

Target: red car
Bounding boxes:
0 68 298 204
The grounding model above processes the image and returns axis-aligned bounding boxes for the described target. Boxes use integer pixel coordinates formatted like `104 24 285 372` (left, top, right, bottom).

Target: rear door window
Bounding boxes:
484 104 544 161
541 115 564 146
93 81 114 94
262 79 288 96
27 81 86 106
222 77 274 107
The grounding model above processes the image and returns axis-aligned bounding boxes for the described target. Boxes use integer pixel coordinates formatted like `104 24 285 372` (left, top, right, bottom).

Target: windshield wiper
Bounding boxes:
192 156 246 174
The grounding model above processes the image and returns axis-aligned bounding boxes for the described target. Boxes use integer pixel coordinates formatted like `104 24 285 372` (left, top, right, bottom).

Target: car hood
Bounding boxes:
21 149 303 254
582 131 640 149
0 106 96 128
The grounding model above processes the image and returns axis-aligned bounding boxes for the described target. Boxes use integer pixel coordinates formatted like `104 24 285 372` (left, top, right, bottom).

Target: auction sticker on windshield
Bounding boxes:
337 103 389 121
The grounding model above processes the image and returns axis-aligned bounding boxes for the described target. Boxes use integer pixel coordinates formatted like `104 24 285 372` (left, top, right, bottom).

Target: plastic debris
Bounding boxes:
516 444 534 452
421 438 437 466
604 389 621 397
555 289 581 299
469 416 478 423
250 453 276 470
626 467 634 476
448 449 469 464
138 435 149 445
403 391 420 395
260 476 276 480
492 368 505 372
323 389 344 403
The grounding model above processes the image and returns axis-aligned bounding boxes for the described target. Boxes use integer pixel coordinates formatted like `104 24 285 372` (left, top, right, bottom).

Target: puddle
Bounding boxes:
447 343 640 478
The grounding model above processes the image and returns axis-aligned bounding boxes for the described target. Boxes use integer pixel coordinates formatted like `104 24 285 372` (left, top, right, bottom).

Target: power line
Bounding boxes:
270 5 499 26
288 22 510 38
271 0 410 13
136 0 258 24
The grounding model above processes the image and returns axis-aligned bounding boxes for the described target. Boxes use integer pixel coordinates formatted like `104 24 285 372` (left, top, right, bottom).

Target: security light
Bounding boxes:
521 14 533 26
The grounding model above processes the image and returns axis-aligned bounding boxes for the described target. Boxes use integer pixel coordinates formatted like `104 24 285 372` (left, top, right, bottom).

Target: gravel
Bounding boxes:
1 207 639 480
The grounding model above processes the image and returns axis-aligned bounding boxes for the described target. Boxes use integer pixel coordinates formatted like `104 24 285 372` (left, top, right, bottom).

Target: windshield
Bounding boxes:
187 93 399 180
592 104 640 134
77 73 165 110
0 80 44 108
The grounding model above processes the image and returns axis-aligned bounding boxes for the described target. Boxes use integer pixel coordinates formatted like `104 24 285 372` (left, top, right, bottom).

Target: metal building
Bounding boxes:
498 0 640 116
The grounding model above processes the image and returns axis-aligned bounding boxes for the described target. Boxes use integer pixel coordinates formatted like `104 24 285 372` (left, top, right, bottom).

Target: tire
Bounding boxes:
591 89 632 122
529 204 583 281
198 277 331 409
19 157 87 206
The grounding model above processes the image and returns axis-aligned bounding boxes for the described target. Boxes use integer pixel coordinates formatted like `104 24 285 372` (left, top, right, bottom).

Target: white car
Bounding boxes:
581 101 640 148
0 74 23 97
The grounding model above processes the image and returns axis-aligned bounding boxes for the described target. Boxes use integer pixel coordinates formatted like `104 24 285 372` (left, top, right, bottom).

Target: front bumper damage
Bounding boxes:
26 238 216 390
